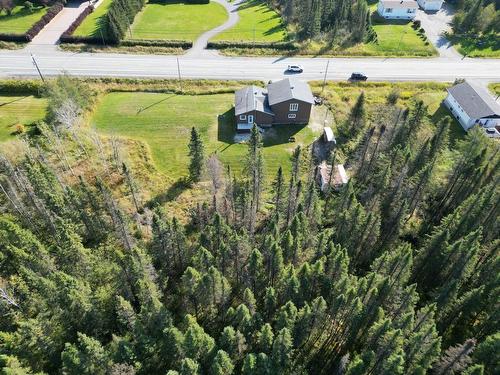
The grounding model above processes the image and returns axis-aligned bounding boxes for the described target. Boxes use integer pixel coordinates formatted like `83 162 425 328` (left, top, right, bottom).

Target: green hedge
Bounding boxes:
106 0 146 43
0 79 44 95
120 39 193 48
207 40 298 50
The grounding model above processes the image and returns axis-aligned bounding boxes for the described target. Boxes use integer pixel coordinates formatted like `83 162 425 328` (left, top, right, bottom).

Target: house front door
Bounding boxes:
248 115 254 124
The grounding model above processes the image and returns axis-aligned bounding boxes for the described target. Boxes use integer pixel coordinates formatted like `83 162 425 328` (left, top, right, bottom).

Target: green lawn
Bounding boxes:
214 0 287 42
452 33 500 58
0 95 47 142
129 1 228 41
0 2 48 34
337 18 436 57
73 0 113 37
92 92 318 180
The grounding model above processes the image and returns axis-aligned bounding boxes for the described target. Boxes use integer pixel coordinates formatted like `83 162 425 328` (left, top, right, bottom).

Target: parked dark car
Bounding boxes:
349 72 368 81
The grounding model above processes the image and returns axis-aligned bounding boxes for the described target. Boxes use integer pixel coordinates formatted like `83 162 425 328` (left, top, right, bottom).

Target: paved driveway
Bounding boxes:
28 0 105 50
186 0 241 57
415 3 461 59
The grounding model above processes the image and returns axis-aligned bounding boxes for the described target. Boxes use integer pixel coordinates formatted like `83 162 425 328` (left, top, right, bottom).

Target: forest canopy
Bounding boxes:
0 76 498 375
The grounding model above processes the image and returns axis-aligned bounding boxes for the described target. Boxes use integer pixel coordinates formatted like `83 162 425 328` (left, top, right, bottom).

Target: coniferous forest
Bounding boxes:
0 77 499 375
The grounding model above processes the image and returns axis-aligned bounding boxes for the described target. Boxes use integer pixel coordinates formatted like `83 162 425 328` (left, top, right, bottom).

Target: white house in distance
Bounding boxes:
444 81 500 137
416 0 444 11
377 0 418 19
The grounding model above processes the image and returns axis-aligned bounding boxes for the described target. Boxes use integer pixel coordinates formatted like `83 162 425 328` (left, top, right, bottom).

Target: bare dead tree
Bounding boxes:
0 288 19 308
122 162 141 214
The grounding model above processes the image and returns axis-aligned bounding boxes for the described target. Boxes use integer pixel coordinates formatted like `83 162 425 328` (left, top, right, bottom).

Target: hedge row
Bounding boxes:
106 0 146 43
120 39 192 48
207 40 298 51
59 5 103 44
0 2 64 42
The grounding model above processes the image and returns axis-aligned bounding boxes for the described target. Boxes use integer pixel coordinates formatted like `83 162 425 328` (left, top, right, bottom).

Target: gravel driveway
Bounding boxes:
415 3 462 59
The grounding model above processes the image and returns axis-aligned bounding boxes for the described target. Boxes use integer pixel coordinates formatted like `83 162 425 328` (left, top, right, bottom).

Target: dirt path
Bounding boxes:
185 0 242 57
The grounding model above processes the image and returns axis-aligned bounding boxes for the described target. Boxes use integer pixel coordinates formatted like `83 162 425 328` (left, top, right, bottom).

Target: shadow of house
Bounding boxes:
217 107 236 144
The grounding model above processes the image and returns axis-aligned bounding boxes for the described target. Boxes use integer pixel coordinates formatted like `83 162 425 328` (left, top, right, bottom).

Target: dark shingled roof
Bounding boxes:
448 81 500 119
234 86 274 116
267 78 315 106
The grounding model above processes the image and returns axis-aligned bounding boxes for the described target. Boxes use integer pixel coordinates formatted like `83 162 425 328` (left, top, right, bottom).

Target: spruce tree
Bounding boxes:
188 127 205 183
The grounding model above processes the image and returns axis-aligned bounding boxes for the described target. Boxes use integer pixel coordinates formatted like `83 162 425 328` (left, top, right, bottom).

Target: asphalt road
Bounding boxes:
1 48 500 84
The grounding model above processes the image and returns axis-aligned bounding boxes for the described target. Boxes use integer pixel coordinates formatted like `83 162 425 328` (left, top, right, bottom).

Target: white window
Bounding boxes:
289 103 299 112
239 115 247 121
288 114 297 119
386 7 393 12
248 115 254 124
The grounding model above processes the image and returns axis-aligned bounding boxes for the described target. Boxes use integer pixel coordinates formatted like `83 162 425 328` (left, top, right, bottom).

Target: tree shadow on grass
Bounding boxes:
136 94 177 114
0 95 29 107
431 103 465 146
146 177 190 208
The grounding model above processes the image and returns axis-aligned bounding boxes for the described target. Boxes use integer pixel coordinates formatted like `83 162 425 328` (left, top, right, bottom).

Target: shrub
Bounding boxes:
14 124 25 134
387 88 400 105
412 20 421 29
23 1 34 12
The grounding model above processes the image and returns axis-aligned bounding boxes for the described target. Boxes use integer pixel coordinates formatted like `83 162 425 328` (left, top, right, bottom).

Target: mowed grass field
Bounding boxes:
0 95 47 142
214 0 287 42
0 2 48 34
130 1 228 41
74 0 113 37
91 92 317 180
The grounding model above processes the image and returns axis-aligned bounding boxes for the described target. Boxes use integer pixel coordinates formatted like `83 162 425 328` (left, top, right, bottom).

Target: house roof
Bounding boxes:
234 86 274 116
379 0 418 8
448 81 500 119
267 78 315 106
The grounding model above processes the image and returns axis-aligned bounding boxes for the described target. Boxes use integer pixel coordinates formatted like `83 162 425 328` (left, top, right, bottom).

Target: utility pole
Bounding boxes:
321 60 330 94
177 57 183 92
30 53 45 83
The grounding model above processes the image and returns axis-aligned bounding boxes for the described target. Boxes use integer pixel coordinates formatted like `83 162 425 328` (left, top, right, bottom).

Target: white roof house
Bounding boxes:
377 0 418 19
443 81 500 137
417 0 443 11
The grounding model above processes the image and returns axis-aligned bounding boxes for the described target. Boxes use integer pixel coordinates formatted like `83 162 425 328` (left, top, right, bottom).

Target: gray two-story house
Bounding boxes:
235 78 314 131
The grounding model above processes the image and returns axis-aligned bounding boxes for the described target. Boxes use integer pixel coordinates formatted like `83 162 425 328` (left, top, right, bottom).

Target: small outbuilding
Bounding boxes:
377 0 418 19
316 161 349 192
443 81 500 134
323 127 335 143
